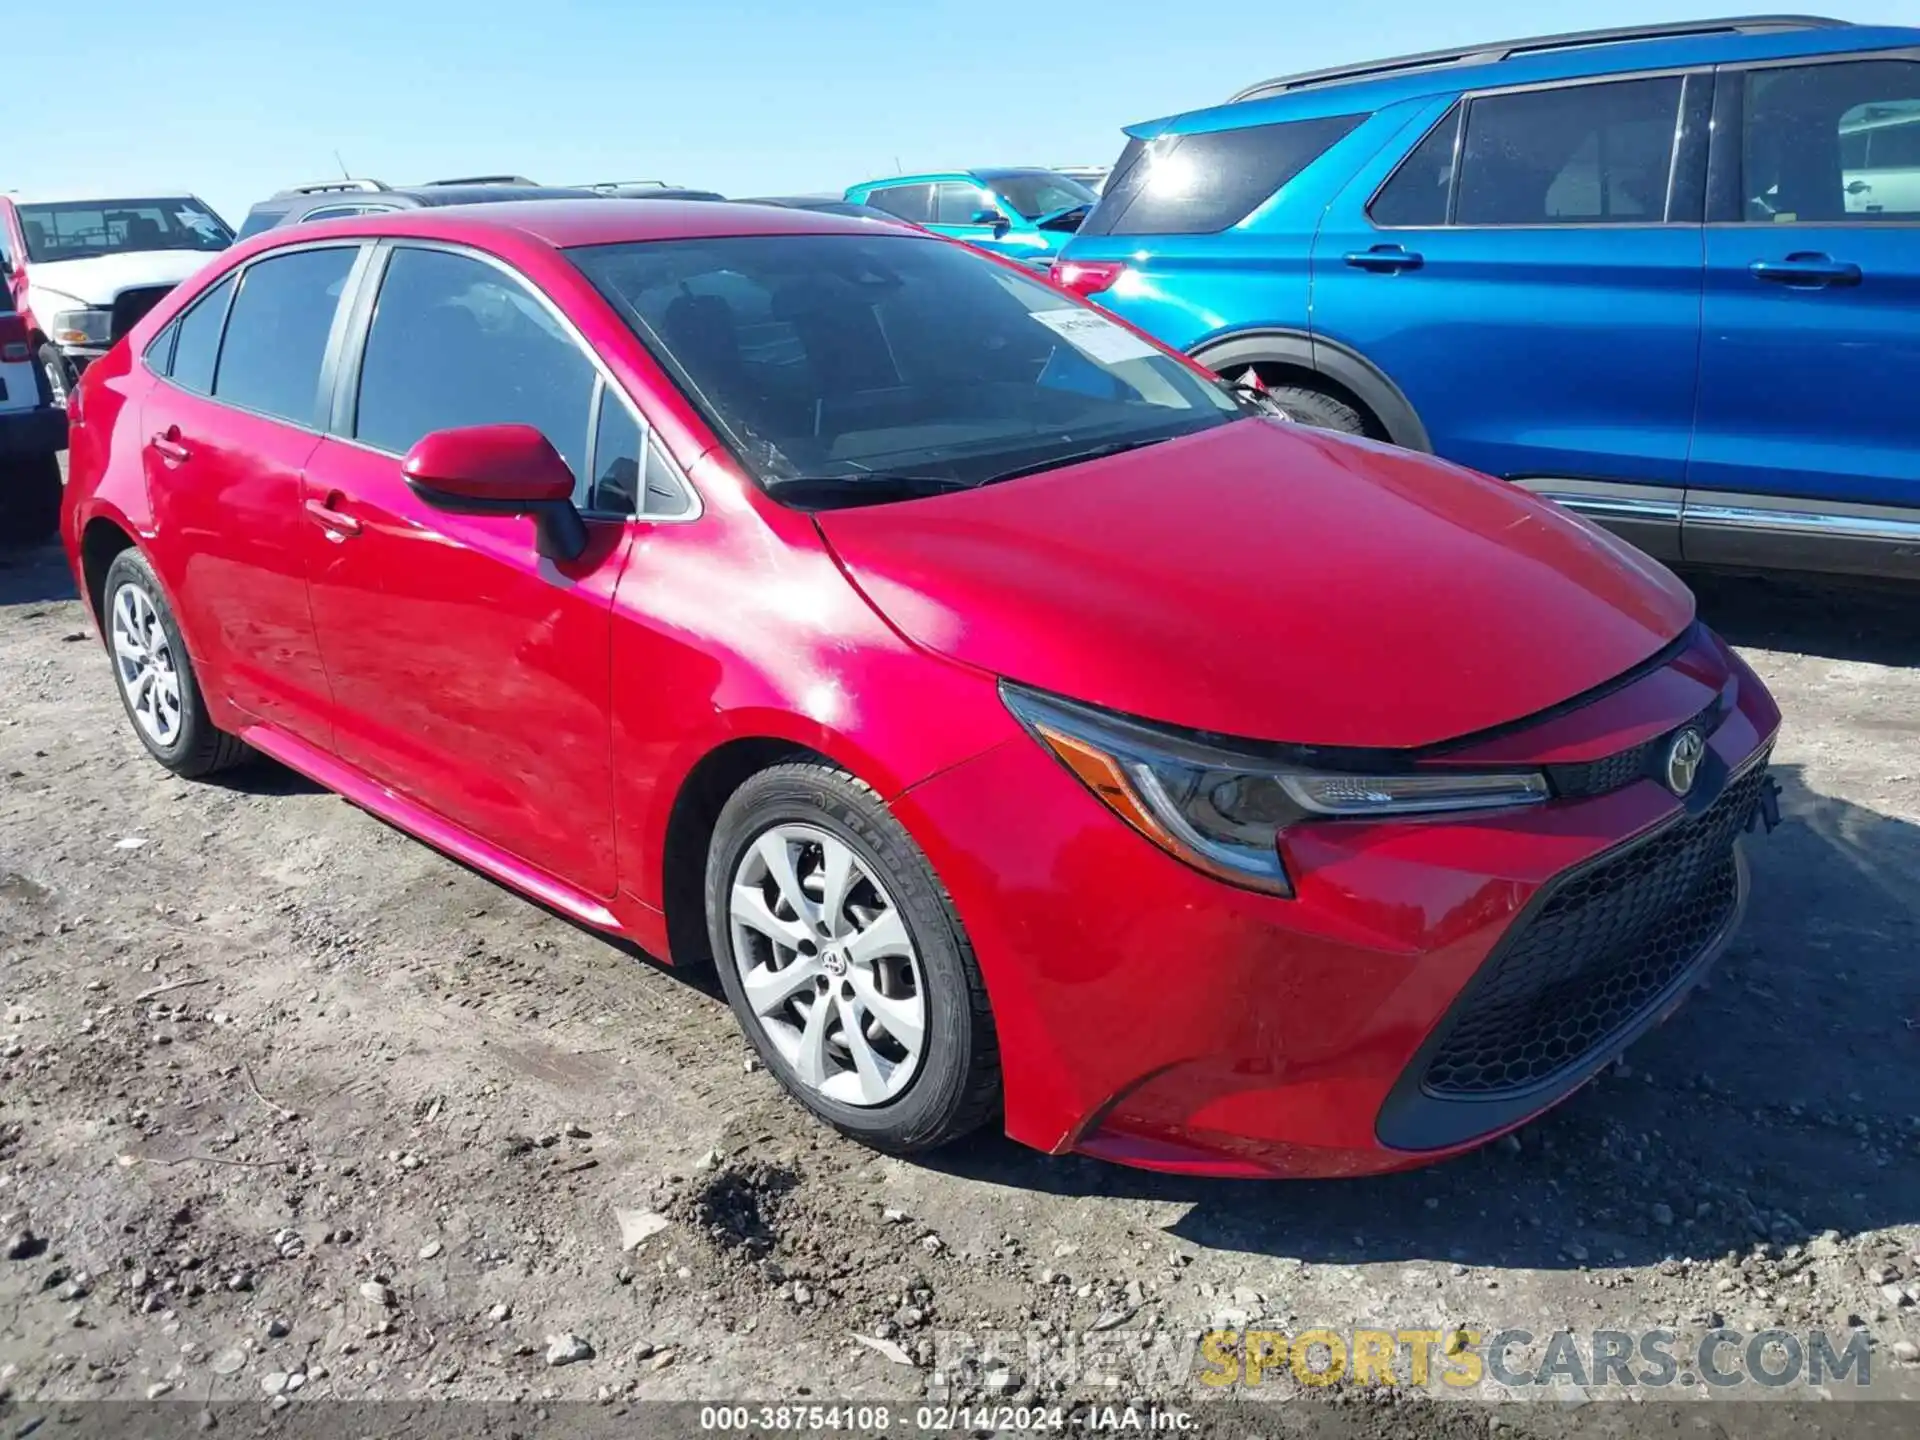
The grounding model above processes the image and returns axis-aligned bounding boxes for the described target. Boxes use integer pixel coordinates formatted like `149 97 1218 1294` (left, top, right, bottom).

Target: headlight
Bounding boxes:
51 309 112 346
1001 683 1549 897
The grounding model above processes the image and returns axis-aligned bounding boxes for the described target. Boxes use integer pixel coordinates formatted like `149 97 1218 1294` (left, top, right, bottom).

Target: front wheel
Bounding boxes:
706 762 1001 1153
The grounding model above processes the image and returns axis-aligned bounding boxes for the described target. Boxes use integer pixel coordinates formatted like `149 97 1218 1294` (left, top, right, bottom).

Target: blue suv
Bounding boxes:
1055 16 1920 581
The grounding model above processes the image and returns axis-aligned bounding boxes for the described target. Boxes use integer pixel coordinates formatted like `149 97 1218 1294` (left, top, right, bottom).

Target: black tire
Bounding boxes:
706 762 1001 1153
1264 383 1371 437
100 548 249 778
0 452 63 547
37 344 73 410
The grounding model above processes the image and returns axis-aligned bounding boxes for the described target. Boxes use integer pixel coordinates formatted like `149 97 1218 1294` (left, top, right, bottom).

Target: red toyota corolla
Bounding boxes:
62 201 1780 1178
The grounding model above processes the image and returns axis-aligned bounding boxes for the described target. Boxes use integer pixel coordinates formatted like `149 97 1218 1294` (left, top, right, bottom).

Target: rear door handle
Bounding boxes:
1344 245 1423 273
1749 254 1862 287
149 429 191 464
303 495 362 539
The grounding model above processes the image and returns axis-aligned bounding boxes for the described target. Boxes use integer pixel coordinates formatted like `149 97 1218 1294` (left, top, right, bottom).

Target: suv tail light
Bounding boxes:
1049 260 1128 298
0 314 28 364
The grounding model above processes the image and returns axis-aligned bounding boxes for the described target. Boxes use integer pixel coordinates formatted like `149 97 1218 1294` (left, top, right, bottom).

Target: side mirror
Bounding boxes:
971 208 1011 234
402 423 588 561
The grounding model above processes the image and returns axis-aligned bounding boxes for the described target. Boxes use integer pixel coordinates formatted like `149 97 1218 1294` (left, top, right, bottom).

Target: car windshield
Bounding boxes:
571 232 1244 506
18 198 231 262
977 170 1100 220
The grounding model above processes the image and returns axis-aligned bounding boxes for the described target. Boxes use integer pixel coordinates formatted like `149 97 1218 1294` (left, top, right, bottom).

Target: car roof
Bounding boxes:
258 199 912 250
857 172 983 187
393 184 601 207
1138 19 1920 136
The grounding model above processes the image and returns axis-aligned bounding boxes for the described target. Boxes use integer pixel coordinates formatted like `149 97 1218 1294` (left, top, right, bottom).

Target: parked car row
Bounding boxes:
9 12 1917 579
1050 13 1920 583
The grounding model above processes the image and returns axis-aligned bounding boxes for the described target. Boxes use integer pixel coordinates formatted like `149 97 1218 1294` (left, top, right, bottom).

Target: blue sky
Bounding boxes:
12 0 1915 224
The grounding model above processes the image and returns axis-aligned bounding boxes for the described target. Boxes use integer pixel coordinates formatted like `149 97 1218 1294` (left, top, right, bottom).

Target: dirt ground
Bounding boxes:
2 491 1918 1436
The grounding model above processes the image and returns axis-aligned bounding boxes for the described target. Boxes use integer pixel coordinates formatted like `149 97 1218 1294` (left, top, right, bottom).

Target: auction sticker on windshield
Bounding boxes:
1031 308 1161 365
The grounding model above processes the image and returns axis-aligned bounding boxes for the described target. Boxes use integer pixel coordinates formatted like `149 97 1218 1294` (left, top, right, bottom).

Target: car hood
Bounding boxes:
26 250 215 307
814 420 1695 749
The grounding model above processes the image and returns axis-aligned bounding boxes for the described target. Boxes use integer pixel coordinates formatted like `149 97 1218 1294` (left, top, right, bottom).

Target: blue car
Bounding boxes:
1054 15 1920 581
846 169 1099 265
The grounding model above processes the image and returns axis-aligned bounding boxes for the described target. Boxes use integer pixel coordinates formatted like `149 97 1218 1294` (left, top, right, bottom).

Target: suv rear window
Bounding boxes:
1079 114 1366 236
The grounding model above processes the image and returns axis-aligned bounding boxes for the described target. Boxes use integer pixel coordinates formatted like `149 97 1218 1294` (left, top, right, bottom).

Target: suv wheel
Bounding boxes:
0 452 62 547
1262 383 1370 437
101 548 249 777
706 762 1001 1153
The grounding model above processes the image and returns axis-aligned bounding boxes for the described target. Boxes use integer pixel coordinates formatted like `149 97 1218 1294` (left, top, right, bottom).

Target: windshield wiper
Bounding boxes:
763 473 974 510
976 435 1176 488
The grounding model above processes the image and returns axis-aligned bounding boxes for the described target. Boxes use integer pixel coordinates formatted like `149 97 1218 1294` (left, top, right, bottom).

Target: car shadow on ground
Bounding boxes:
928 761 1919 1273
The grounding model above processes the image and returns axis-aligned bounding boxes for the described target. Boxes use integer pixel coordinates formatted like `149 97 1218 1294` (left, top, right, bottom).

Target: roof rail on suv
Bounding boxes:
1230 14 1849 101
276 178 390 197
422 175 538 187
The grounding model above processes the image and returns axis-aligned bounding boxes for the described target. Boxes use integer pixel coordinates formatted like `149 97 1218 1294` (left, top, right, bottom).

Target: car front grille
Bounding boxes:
1544 700 1721 800
110 287 175 343
1419 756 1769 1099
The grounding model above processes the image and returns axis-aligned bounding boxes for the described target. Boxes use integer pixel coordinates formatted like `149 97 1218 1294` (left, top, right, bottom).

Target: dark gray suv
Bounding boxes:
236 176 603 237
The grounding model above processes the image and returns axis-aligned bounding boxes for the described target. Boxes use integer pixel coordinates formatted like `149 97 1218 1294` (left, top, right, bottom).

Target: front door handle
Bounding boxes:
1345 245 1424 273
1749 253 1862 287
303 495 362 539
149 428 191 464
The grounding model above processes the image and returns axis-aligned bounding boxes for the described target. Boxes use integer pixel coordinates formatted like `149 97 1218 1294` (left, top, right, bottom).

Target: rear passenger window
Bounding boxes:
1370 106 1462 227
1078 114 1366 236
354 246 595 482
1455 77 1682 225
866 185 934 223
213 247 358 424
159 274 235 395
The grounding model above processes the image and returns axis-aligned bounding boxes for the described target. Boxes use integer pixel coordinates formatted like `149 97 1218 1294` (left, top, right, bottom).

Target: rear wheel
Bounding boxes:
101 548 248 777
0 452 62 547
706 762 1000 1153
1259 381 1370 437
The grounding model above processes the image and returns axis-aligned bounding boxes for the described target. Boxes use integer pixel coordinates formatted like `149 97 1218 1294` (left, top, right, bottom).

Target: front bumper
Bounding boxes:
0 405 68 456
895 626 1781 1178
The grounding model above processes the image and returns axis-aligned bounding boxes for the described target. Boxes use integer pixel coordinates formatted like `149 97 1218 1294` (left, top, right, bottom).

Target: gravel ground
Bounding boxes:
2 501 1917 1435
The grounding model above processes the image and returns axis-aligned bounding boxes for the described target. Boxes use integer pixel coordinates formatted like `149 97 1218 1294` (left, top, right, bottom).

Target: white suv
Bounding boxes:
0 190 231 405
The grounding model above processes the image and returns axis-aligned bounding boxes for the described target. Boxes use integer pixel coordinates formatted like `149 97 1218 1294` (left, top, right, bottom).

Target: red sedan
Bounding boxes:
61 201 1779 1178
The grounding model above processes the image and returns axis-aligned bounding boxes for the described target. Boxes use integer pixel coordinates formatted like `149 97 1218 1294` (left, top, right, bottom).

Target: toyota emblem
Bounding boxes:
1665 728 1706 797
